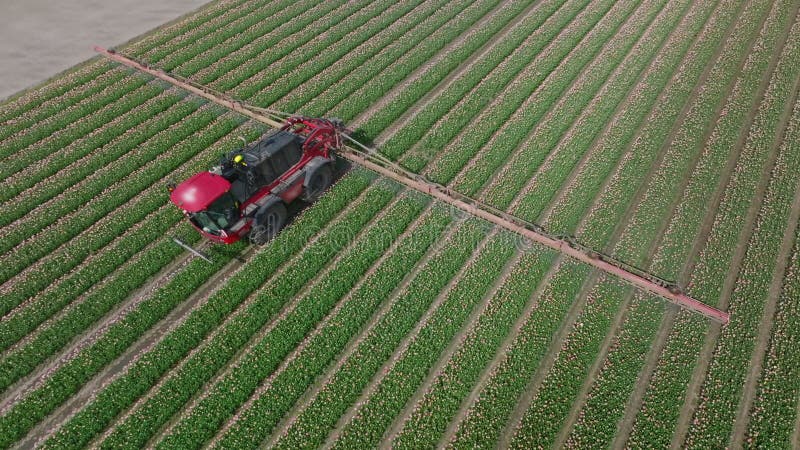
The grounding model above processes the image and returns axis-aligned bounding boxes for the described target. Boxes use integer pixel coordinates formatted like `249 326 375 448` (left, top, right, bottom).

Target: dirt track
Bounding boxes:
0 0 209 100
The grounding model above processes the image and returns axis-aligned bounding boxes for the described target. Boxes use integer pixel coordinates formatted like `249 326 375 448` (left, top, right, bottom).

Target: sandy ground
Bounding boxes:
0 0 210 101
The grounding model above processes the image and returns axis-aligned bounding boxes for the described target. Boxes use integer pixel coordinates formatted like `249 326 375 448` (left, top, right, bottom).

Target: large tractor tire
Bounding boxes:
303 164 333 203
250 202 287 245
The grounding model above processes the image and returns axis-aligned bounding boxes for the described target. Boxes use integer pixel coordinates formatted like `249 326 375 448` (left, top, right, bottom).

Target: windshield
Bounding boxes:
190 193 240 235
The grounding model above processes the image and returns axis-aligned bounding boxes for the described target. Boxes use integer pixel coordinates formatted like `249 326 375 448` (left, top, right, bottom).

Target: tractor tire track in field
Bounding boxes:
215 202 440 448
731 144 800 447
320 227 495 448
262 216 464 447
89 180 386 448
438 254 567 446
609 0 770 441
499 0 740 440
19 171 366 448
149 190 414 445
353 0 546 145
669 6 800 446
379 247 524 447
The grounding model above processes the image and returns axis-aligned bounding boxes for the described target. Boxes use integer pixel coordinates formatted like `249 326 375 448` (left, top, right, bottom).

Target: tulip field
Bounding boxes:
1 0 799 447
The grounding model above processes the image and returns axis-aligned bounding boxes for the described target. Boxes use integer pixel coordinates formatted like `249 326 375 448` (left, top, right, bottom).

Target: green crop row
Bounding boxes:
445 0 619 196
242 0 428 106
0 76 153 167
685 19 800 446
380 0 591 164
0 122 263 348
390 250 554 449
510 0 689 223
99 184 399 448
330 232 514 448
1 93 190 213
0 65 126 142
274 0 467 115
564 295 663 447
328 0 537 127
159 0 312 73
269 220 487 449
202 0 366 90
0 121 261 393
0 235 244 449
627 0 796 445
745 226 800 447
477 0 648 210
132 0 277 62
509 277 628 447
0 108 226 284
173 0 337 80
404 0 605 176
446 260 589 447
213 208 451 449
36 170 375 449
153 192 426 449
543 0 724 235
209 208 450 448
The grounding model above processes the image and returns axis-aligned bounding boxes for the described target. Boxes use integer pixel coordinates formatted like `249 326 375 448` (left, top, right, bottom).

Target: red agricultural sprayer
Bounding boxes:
94 46 729 324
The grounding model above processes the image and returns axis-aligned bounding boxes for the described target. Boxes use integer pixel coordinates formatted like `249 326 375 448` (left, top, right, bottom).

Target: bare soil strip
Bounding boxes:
211 202 438 447
669 9 800 447
346 0 517 129
727 80 800 450
320 228 495 448
93 185 397 447
150 192 412 444
379 248 523 448
354 0 545 145
23 179 373 448
437 255 566 445
504 0 674 216
261 218 463 446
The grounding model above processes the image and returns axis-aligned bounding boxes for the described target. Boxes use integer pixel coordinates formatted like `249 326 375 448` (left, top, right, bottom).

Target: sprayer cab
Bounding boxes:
168 117 343 244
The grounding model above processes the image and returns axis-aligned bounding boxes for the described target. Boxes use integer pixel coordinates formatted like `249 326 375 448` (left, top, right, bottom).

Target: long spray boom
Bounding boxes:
93 46 729 324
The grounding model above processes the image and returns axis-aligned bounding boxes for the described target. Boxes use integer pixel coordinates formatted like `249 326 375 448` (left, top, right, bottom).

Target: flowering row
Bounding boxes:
447 0 623 197
0 64 126 143
379 0 583 164
0 120 261 343
421 0 591 186
390 250 554 449
152 192 427 449
0 108 225 287
627 0 797 444
0 75 152 168
478 0 645 210
1 92 188 214
270 220 487 449
158 0 309 74
99 183 399 448
330 231 514 449
241 0 425 107
36 171 375 449
510 0 689 223
214 207 451 449
447 260 590 447
0 121 257 393
330 0 535 131
685 19 800 446
542 0 719 234
274 0 468 117
174 0 339 82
